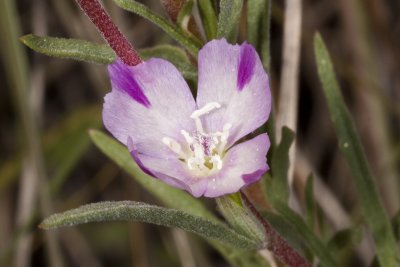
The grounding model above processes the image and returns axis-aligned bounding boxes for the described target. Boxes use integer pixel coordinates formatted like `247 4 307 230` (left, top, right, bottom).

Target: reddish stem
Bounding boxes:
240 192 312 267
75 0 141 66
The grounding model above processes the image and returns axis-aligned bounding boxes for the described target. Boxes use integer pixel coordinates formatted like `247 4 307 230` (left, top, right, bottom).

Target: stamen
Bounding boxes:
165 103 230 176
162 137 182 155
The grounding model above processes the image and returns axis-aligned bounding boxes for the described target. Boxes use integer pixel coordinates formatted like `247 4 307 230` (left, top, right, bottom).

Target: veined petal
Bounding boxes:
203 133 270 198
103 58 196 157
196 39 271 147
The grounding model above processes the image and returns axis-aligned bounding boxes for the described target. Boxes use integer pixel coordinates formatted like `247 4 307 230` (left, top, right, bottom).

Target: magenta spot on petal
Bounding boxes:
108 60 151 107
237 43 256 91
130 149 155 177
242 167 268 184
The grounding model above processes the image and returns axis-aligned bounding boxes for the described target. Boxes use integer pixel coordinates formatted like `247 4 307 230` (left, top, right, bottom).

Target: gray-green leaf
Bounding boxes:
20 34 115 64
217 0 243 41
40 201 260 250
314 33 399 267
247 0 266 48
112 0 202 54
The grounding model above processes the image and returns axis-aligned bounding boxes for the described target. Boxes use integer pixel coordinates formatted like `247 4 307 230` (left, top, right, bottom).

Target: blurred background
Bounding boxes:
0 0 399 266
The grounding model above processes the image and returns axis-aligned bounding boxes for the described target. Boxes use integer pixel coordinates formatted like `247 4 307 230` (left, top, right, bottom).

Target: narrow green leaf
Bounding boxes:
304 174 315 230
274 202 337 267
20 34 115 64
89 130 215 221
198 0 218 40
217 0 243 41
269 126 295 204
216 194 265 243
40 201 259 250
247 0 266 48
140 45 197 80
314 33 399 267
112 0 202 54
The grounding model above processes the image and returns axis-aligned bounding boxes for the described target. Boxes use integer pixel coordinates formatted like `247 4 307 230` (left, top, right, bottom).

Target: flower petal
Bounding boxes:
203 133 270 197
196 39 271 147
103 58 196 157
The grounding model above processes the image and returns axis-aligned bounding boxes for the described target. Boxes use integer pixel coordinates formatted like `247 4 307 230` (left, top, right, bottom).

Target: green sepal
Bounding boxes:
217 193 265 245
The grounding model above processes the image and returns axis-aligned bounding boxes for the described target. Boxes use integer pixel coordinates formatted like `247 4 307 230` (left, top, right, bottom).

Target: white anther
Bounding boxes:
211 155 223 170
162 137 182 155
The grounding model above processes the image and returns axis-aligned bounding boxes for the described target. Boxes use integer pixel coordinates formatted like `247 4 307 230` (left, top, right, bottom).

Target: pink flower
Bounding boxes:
103 39 271 197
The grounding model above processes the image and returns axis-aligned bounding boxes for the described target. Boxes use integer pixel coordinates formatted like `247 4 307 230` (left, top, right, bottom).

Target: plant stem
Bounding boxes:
240 192 312 267
75 0 141 65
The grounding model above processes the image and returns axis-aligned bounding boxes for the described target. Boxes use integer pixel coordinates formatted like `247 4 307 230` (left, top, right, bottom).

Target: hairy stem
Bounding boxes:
75 0 141 65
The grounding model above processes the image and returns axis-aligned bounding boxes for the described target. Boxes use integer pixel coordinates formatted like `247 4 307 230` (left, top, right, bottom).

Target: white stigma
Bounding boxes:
162 102 232 177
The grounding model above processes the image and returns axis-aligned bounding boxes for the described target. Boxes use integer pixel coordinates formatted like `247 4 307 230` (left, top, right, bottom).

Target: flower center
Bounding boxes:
162 102 231 176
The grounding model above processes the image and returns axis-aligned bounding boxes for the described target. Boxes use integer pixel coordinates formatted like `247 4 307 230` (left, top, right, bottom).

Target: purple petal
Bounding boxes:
103 58 196 158
196 39 271 147
237 43 256 90
109 59 150 107
203 133 270 197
